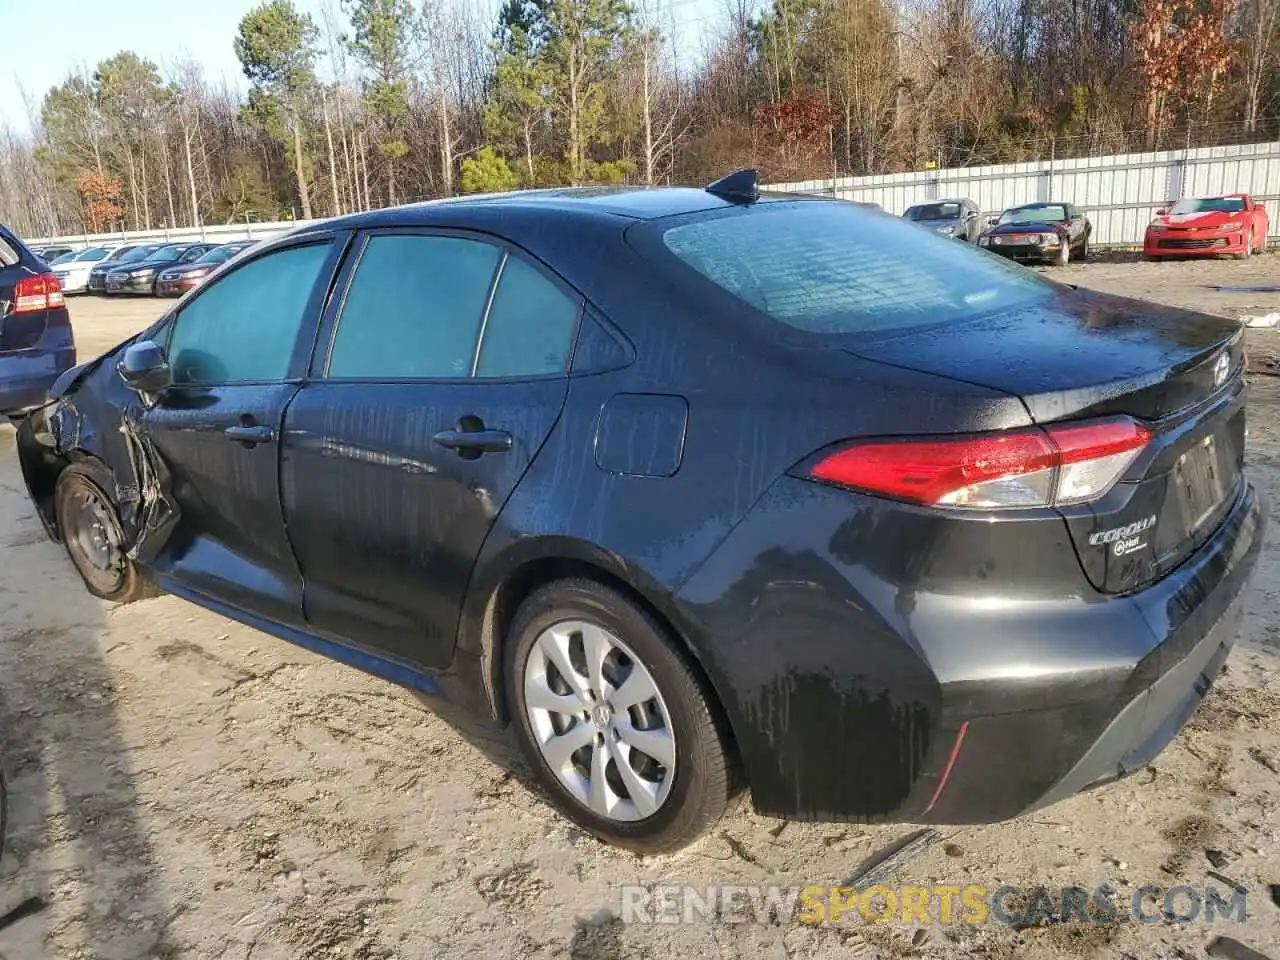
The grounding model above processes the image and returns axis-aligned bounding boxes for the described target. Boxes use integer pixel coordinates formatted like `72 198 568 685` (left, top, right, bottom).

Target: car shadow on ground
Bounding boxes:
0 425 176 960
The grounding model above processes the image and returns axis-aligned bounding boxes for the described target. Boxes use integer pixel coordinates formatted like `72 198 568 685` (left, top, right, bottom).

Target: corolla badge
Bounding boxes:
1213 351 1230 388
1089 515 1157 557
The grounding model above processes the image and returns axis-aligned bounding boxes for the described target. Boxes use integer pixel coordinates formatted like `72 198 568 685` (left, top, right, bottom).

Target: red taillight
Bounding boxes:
808 417 1151 509
12 273 65 313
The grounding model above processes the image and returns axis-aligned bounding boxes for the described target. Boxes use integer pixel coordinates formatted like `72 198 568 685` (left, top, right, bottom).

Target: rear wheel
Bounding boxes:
1078 235 1090 261
506 579 738 854
54 461 155 603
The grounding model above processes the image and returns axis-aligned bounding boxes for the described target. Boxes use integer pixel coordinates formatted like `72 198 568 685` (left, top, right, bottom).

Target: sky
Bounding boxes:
0 0 722 136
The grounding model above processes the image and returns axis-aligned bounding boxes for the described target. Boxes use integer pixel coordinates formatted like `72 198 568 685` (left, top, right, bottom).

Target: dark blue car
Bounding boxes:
0 224 75 416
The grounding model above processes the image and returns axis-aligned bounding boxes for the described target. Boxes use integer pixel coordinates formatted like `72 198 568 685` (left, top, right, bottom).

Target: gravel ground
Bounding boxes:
1 260 1279 960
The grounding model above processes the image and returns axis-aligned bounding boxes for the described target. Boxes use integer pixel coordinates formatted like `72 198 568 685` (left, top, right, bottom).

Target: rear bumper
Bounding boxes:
675 476 1265 824
0 344 76 414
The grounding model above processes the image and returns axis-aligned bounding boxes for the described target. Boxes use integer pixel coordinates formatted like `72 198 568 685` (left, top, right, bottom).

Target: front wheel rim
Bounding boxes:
64 480 126 593
523 621 676 822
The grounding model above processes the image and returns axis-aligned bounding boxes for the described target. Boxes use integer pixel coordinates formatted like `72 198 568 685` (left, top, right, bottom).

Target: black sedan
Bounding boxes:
979 202 1092 265
15 173 1263 853
87 245 158 293
104 242 217 295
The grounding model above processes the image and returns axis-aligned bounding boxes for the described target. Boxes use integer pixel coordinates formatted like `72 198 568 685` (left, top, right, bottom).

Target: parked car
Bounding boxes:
0 224 75 416
88 245 158 294
51 245 122 295
903 198 982 241
978 202 1092 265
155 240 256 297
15 173 1263 854
104 243 217 295
1144 194 1270 260
31 245 75 264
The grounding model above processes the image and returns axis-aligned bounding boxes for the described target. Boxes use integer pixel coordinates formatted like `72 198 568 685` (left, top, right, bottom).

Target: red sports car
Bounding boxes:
1144 194 1270 260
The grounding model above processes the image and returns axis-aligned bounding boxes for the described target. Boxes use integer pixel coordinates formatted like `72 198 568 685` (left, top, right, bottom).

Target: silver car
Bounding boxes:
902 198 983 242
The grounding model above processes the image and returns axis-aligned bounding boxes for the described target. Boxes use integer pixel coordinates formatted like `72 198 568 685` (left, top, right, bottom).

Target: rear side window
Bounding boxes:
657 203 1054 336
166 242 330 385
327 234 580 380
476 256 581 377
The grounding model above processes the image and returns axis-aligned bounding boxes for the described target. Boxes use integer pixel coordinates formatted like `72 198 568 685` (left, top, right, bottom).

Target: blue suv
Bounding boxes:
0 224 76 416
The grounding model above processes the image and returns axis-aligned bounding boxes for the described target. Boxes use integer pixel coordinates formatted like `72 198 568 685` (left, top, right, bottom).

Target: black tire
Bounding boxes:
1078 235 1090 261
1055 239 1070 267
505 578 739 854
54 460 156 604
1237 232 1253 260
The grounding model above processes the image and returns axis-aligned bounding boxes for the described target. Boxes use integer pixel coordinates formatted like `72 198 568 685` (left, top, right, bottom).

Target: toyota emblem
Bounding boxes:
1213 351 1230 388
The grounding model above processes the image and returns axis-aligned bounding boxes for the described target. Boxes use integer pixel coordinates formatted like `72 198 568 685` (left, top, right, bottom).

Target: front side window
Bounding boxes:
327 234 581 380
656 202 1055 338
166 242 331 385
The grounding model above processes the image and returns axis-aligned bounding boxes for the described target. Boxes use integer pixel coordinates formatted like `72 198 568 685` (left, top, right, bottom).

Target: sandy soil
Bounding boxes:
1 262 1279 960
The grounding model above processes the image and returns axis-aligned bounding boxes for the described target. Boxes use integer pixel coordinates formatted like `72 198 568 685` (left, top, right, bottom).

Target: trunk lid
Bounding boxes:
848 286 1247 593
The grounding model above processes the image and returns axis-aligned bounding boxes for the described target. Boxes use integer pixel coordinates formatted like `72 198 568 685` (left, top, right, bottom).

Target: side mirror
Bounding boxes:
117 340 171 393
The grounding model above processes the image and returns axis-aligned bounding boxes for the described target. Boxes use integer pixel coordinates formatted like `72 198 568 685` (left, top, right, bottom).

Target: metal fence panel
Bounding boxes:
769 141 1280 245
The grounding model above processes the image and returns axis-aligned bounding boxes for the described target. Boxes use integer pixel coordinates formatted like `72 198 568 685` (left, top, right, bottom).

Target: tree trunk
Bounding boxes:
139 143 151 229
358 129 371 210
323 93 341 215
568 52 580 184
524 118 535 181
642 38 654 184
439 95 454 197
291 106 312 219
163 145 176 227
184 125 201 227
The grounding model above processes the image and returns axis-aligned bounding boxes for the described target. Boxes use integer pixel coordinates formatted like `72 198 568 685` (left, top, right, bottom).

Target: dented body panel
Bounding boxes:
17 188 1267 827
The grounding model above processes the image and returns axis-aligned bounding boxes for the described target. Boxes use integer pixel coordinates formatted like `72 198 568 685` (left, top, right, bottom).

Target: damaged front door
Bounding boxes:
136 239 339 627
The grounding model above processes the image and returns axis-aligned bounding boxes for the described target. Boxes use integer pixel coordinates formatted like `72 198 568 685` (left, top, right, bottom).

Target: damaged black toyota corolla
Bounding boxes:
15 172 1266 854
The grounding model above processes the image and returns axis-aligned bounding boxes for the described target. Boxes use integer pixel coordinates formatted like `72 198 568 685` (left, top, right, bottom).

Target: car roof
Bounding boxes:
300 185 822 235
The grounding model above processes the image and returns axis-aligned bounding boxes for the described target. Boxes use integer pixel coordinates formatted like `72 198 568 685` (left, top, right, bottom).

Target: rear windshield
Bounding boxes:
906 203 962 221
75 247 110 262
121 246 158 261
152 244 188 259
657 202 1056 336
1171 197 1245 214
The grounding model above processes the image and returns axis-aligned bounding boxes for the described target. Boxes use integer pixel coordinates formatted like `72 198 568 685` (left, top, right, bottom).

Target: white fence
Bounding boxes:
26 139 1280 249
773 140 1280 246
26 219 305 251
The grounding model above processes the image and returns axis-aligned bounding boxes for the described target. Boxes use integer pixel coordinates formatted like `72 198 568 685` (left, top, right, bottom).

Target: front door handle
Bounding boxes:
225 424 275 446
432 424 512 458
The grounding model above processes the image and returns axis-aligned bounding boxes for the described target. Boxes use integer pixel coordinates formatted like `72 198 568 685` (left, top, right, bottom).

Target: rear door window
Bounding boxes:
652 202 1055 337
326 233 581 380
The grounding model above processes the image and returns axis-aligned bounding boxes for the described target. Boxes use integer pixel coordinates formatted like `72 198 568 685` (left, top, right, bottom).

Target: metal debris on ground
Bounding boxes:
843 828 939 887
1215 285 1280 294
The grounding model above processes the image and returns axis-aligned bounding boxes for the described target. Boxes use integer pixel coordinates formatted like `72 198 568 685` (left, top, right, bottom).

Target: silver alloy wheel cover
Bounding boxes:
523 620 676 822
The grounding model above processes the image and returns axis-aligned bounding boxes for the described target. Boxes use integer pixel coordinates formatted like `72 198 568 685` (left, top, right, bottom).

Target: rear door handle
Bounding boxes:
432 428 512 456
225 424 275 446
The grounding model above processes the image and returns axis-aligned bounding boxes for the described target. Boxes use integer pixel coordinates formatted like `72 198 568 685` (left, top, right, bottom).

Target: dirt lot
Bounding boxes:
2 258 1279 960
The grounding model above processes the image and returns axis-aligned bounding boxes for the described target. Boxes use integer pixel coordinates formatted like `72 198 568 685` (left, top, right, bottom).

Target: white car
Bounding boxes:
51 245 126 294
